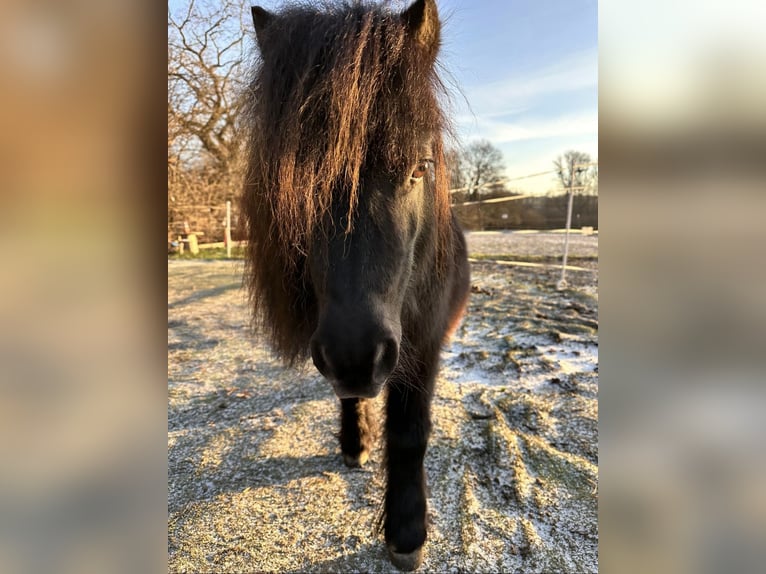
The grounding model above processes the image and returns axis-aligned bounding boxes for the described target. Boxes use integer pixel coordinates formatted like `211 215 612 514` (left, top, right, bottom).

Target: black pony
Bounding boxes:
241 0 469 569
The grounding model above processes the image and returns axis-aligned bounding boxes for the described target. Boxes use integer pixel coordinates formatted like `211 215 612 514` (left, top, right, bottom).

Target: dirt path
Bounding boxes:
168 233 598 572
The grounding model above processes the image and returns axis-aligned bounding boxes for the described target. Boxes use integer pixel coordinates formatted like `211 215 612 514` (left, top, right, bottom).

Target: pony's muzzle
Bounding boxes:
310 329 399 398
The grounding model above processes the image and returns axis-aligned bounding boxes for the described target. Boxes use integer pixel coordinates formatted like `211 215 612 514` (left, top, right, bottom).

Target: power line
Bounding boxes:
169 163 598 209
503 169 561 183
449 169 558 194
453 194 533 207
448 163 600 194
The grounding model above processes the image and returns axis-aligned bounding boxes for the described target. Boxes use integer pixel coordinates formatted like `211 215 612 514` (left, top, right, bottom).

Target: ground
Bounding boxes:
168 231 598 573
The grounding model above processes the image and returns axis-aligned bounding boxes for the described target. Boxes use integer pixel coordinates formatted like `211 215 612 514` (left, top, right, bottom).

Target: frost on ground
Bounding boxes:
168 232 598 573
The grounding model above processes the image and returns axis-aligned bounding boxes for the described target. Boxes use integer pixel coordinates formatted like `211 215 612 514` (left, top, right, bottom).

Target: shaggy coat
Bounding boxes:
241 1 469 570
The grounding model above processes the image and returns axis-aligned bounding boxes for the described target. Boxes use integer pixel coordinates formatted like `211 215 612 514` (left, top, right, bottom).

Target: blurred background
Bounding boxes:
600 1 766 572
0 0 164 573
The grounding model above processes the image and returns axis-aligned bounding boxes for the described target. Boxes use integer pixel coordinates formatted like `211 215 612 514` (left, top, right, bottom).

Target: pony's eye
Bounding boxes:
411 162 428 179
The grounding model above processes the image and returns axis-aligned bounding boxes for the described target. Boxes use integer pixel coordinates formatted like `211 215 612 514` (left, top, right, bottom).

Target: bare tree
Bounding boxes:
168 0 251 172
168 0 250 240
453 140 506 200
554 150 596 194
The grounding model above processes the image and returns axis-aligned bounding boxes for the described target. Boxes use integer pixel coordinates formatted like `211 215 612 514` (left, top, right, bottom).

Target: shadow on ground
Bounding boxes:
168 247 598 573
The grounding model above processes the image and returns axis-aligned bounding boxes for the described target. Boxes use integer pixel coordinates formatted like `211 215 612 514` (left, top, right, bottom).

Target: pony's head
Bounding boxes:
243 0 451 398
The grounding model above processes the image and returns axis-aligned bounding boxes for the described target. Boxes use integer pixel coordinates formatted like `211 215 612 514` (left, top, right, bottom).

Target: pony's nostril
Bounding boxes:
310 339 332 376
374 337 399 380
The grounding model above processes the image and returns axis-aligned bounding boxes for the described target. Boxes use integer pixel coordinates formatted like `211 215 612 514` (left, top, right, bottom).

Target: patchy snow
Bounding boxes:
168 233 598 573
538 343 598 374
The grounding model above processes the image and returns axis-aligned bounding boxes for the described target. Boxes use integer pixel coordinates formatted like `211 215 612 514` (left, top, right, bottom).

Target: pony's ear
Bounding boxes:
401 0 440 57
251 6 274 49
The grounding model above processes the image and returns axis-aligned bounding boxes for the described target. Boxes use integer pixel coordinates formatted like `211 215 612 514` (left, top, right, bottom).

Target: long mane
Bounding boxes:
241 1 453 363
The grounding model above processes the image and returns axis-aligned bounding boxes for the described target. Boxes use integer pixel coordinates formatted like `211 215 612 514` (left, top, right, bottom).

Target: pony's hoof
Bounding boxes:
342 450 369 468
387 545 423 571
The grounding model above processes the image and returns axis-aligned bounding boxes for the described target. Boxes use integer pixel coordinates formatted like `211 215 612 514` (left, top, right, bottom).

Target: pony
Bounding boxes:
241 1 469 569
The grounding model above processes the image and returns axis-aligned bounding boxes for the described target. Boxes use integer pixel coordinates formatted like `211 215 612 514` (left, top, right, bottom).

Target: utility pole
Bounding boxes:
557 162 594 290
557 177 576 290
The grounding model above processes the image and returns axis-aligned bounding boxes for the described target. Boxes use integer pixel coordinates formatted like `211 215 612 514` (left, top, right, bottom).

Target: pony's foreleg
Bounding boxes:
339 398 374 467
383 361 437 571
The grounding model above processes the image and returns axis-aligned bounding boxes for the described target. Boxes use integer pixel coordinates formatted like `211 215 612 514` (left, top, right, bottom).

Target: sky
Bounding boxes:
170 0 598 194
434 0 598 193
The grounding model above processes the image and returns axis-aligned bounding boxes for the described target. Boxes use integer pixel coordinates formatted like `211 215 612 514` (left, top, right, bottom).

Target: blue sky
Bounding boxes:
434 0 598 192
170 0 598 193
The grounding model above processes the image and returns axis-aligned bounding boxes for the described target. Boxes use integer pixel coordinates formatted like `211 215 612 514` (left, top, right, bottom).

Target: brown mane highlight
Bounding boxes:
241 1 454 363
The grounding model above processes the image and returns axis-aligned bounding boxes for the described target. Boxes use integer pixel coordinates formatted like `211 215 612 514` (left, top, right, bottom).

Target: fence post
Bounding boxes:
557 180 576 290
188 233 199 255
557 161 596 290
225 200 232 258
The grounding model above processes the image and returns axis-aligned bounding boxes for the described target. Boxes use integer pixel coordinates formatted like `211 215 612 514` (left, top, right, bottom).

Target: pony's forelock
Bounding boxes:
242 1 454 361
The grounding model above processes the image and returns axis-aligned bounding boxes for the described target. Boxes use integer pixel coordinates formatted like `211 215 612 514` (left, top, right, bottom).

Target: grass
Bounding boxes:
169 245 246 260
